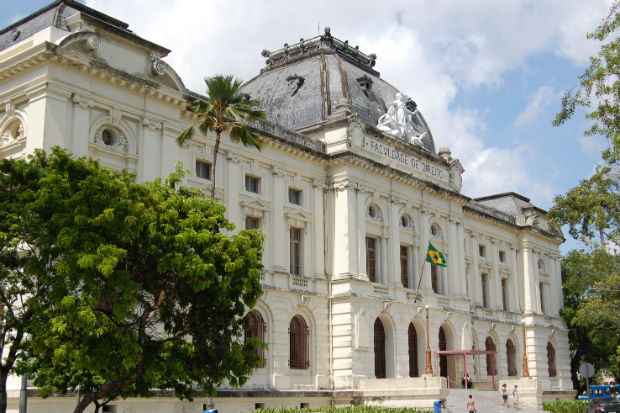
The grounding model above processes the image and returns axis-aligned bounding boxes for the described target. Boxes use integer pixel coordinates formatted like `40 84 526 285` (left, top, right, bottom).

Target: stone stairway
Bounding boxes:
444 388 545 413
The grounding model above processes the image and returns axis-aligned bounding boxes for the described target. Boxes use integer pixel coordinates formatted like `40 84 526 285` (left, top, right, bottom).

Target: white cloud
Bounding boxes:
86 0 613 205
514 85 557 127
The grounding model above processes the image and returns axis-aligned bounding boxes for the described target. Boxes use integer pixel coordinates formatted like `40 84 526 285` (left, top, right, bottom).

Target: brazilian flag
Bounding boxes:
425 242 447 267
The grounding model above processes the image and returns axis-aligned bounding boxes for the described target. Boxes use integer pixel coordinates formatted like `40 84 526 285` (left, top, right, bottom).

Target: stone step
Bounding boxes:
445 389 545 413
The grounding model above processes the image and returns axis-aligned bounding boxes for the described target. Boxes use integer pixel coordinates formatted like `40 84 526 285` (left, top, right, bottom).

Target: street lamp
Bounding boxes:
424 305 433 375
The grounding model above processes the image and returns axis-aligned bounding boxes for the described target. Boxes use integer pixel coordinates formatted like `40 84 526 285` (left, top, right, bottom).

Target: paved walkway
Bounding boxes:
445 389 545 413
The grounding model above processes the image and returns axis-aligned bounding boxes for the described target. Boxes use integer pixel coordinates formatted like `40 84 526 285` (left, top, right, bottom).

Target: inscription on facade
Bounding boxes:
363 137 449 184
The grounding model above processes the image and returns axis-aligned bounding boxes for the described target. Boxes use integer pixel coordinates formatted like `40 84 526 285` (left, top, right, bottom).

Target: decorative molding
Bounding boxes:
142 118 163 131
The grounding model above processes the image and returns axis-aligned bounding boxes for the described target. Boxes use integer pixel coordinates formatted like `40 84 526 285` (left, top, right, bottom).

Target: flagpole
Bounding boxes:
413 247 428 303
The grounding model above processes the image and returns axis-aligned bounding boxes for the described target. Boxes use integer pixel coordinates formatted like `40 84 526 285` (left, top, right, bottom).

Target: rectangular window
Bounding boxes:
499 250 506 263
290 227 303 276
479 244 486 258
431 265 440 294
400 245 409 288
245 175 261 194
481 273 489 308
501 278 509 311
195 160 211 180
366 237 377 282
288 188 302 206
245 216 261 230
539 282 545 314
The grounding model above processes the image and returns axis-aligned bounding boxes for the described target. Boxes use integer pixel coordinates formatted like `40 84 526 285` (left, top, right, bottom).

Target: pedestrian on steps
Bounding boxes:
467 394 476 413
501 383 509 407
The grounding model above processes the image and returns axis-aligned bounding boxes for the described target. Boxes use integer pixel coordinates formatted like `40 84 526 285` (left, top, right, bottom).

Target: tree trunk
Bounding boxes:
73 393 95 413
0 371 8 413
210 132 221 199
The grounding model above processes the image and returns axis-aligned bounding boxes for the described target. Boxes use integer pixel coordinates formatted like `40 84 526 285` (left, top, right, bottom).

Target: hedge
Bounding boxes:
542 400 589 413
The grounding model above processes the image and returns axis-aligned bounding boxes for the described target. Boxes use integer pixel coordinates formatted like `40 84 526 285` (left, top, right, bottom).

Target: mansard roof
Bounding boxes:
0 0 170 55
241 28 436 154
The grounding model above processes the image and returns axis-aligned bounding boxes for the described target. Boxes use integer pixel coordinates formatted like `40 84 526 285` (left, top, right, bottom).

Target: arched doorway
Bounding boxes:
439 326 448 378
547 342 557 377
408 323 419 377
374 318 386 378
506 339 517 376
485 337 497 376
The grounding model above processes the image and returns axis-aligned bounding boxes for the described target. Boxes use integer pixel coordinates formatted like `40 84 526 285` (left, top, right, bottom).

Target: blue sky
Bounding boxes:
1 0 611 254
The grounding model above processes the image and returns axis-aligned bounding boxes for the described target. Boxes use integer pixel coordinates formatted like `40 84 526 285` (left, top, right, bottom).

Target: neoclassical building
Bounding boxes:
0 1 572 412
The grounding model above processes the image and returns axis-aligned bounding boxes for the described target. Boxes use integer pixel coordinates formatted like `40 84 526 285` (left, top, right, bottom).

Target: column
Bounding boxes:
70 94 91 157
510 246 520 313
141 119 162 182
271 168 287 273
225 153 241 225
312 181 325 278
456 222 466 296
389 202 402 288
471 236 481 305
332 185 361 277
447 219 458 296
553 257 563 316
356 190 368 278
521 241 537 314
491 241 502 310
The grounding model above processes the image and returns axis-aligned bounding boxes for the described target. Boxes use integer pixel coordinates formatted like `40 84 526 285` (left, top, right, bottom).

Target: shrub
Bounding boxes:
543 400 588 413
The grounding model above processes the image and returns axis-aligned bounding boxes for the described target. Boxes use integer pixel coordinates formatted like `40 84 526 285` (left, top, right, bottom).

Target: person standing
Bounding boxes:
501 383 509 407
467 394 476 413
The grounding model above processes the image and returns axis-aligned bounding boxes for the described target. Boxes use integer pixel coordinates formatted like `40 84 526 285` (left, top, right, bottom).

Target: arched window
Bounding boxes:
439 326 448 378
485 337 497 376
408 323 419 377
506 339 517 376
400 214 413 229
244 311 266 367
374 318 386 378
547 342 557 377
289 315 309 369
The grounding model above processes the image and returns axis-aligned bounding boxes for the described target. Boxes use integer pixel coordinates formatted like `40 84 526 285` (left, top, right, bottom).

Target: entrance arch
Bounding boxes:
408 323 419 377
506 339 517 376
438 322 457 384
485 337 497 376
439 326 448 378
374 318 386 378
547 342 557 377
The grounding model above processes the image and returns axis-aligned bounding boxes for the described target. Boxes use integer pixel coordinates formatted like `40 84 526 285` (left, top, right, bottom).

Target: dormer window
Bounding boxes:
101 129 115 146
95 127 127 151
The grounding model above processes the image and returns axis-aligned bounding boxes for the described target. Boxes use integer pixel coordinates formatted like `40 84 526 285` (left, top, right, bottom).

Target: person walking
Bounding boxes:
512 385 520 408
467 394 476 413
501 383 509 407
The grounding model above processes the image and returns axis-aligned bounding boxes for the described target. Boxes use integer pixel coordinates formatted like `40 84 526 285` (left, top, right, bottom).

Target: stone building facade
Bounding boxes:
0 1 572 412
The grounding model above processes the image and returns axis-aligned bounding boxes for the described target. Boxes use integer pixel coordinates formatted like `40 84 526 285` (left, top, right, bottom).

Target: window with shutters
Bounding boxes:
501 278 509 311
374 318 386 378
400 245 409 288
244 311 266 367
289 315 309 369
485 336 497 376
506 339 517 376
290 227 303 276
408 323 419 377
431 265 440 294
481 273 489 308
366 236 378 282
547 342 557 377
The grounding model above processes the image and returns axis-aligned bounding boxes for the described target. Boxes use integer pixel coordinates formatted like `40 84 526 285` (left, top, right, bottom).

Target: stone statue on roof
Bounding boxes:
377 93 428 147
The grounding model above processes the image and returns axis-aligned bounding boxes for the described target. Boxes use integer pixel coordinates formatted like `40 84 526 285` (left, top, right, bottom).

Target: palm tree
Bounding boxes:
178 75 266 198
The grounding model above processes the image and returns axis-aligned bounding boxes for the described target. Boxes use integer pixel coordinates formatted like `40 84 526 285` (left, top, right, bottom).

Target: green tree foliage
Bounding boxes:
178 75 266 198
9 148 263 413
551 0 620 384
